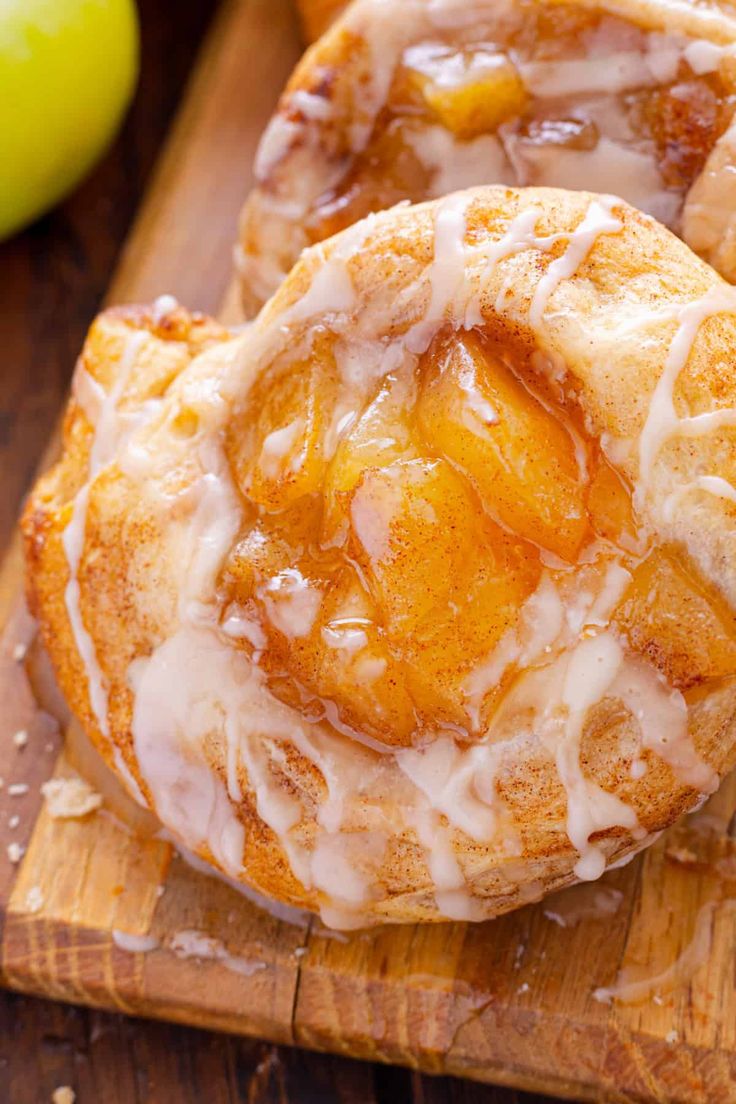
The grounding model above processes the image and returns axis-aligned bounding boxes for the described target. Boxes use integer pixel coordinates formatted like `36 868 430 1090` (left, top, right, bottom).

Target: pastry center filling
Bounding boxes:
221 324 736 762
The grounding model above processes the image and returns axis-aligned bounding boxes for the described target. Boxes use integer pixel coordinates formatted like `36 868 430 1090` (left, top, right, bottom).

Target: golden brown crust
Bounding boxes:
24 303 231 772
25 189 736 925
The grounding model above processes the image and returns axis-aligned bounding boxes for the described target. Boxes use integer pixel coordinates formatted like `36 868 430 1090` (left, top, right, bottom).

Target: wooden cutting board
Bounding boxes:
2 1 736 1100
294 0 345 41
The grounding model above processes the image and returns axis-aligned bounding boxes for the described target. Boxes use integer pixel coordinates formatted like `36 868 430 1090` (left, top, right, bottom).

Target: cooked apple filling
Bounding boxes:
220 326 736 752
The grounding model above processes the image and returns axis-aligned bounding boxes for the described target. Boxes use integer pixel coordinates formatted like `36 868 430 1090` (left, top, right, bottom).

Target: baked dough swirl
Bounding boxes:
24 188 736 926
239 0 736 313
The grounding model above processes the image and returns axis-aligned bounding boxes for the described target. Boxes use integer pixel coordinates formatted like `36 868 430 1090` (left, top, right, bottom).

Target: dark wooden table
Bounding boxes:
0 2 558 1100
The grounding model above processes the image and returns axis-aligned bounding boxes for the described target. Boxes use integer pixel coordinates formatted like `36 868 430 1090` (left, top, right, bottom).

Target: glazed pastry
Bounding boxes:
239 0 736 314
24 187 736 926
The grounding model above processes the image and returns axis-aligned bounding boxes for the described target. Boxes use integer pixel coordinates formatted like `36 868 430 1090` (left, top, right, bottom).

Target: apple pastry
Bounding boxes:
238 0 736 314
24 187 736 926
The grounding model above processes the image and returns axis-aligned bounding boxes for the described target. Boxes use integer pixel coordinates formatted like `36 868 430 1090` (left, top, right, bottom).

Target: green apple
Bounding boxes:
0 0 139 240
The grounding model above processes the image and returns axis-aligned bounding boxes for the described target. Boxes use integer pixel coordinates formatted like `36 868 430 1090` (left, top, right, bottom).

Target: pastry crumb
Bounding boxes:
6 842 24 864
12 729 28 749
8 783 29 797
12 643 27 662
51 1088 75 1104
665 1029 679 1045
41 776 102 819
8 815 19 830
26 886 44 913
665 846 698 865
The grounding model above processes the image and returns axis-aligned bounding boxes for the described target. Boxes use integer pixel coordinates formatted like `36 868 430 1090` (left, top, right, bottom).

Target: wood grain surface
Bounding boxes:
295 0 346 41
1 2 735 1103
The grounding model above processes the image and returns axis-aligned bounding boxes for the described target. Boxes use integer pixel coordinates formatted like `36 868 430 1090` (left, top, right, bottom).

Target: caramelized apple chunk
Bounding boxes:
227 338 338 512
323 370 419 540
306 121 431 243
403 45 528 139
276 569 420 747
645 79 726 190
614 548 736 688
348 457 539 727
586 451 641 552
225 515 420 746
417 333 588 561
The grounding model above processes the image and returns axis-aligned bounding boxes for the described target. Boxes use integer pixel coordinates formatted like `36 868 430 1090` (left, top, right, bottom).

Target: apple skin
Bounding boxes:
0 0 139 240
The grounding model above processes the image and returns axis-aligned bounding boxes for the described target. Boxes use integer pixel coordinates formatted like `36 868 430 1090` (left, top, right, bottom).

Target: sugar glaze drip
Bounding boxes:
62 330 148 737
635 280 736 501
594 898 736 1004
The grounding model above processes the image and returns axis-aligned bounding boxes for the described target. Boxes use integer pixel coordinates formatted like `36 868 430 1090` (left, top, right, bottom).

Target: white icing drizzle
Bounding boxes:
543 883 623 929
610 660 718 793
397 735 501 843
637 283 736 500
684 39 736 74
278 215 382 333
290 90 333 121
504 137 681 232
112 929 160 953
281 252 356 325
130 630 247 877
487 615 714 879
322 624 369 652
528 197 623 329
222 605 267 649
557 634 641 880
444 197 624 369
258 418 306 478
112 747 149 807
151 294 179 323
72 368 105 425
463 206 548 327
62 330 148 736
593 899 736 1004
585 563 632 627
404 125 513 199
130 427 246 867
254 117 303 182
169 929 266 977
663 475 736 522
691 475 736 504
260 568 323 638
464 559 631 729
519 52 656 98
409 806 486 921
517 32 728 98
406 192 471 353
